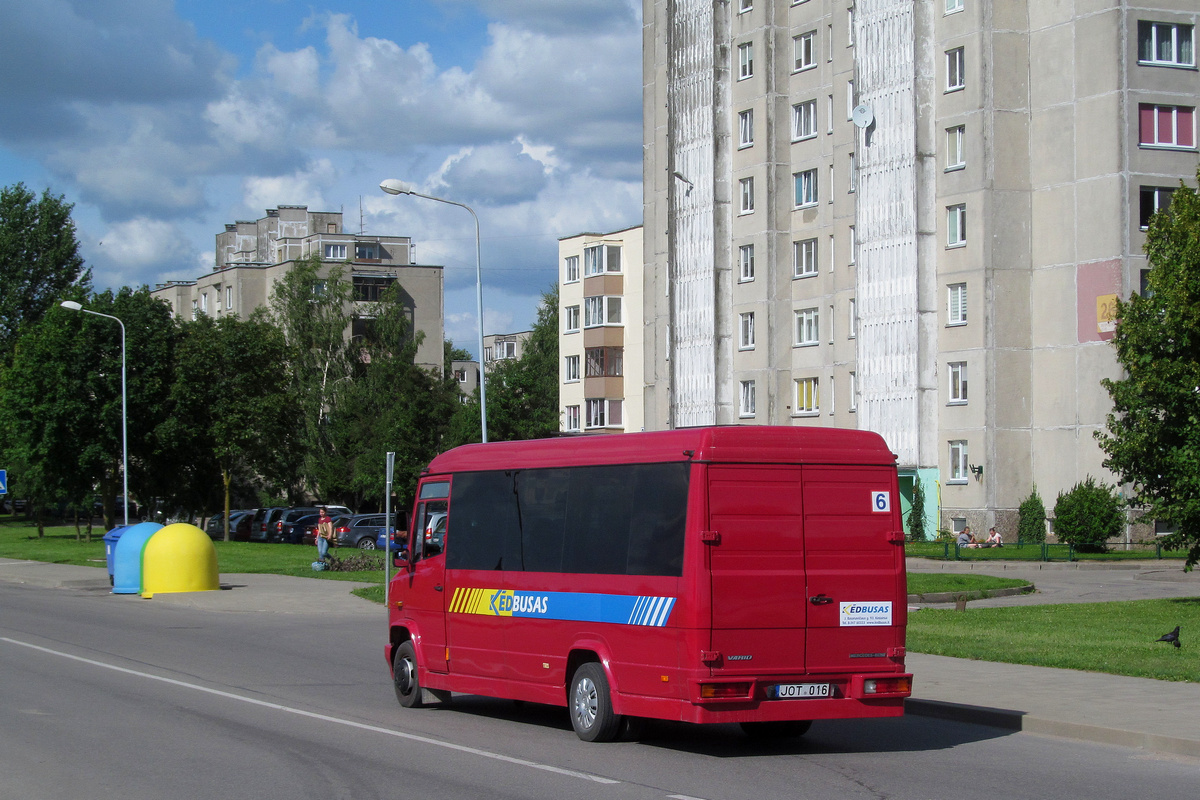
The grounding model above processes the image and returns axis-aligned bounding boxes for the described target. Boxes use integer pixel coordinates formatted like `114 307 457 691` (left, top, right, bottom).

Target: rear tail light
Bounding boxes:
863 677 912 695
699 682 752 699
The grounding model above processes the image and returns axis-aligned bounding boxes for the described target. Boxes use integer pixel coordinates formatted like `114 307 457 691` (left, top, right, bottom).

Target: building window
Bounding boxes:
200 293 208 314
848 298 857 338
846 80 855 120
585 347 623 377
225 286 233 309
949 440 969 483
948 361 968 404
583 244 622 275
353 275 397 301
355 242 379 260
794 169 818 208
794 238 818 277
739 312 755 350
324 243 347 260
739 380 756 418
946 47 965 92
1138 21 1194 68
584 296 622 328
848 153 856 192
586 398 622 429
946 125 965 170
191 299 198 320
739 0 752 12
565 405 581 432
792 100 817 141
946 0 963 13
847 9 855 46
565 355 580 383
947 204 967 247
565 305 581 333
948 283 967 325
849 371 857 411
738 109 754 148
1140 186 1176 229
564 255 579 283
848 225 856 264
740 177 755 214
793 31 816 72
739 244 755 282
794 377 820 415
795 307 819 346
738 42 754 80
1139 104 1195 149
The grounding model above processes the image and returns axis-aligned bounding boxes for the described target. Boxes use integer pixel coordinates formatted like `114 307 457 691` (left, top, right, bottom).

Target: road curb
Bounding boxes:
906 584 1035 604
905 698 1200 759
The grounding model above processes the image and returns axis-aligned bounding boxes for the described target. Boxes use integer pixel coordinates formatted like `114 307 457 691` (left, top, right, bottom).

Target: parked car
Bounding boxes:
275 505 353 543
421 511 447 556
251 507 286 542
375 526 408 552
205 510 255 541
335 513 401 549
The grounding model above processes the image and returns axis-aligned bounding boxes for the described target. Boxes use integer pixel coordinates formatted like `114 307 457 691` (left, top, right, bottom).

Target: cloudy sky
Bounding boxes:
0 0 643 355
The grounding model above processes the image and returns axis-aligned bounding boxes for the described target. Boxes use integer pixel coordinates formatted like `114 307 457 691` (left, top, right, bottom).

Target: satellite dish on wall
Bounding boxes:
852 104 874 129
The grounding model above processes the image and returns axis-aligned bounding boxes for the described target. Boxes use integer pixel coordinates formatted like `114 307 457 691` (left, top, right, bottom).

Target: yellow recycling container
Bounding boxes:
140 523 219 598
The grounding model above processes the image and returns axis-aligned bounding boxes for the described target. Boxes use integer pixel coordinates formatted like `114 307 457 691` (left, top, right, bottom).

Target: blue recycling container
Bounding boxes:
103 525 129 586
111 521 163 594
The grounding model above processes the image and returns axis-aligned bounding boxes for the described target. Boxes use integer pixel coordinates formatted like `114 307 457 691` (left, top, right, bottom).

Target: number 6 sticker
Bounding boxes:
872 491 890 512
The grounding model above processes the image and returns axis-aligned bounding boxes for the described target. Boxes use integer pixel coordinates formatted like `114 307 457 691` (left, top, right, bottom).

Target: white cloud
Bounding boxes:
241 159 338 214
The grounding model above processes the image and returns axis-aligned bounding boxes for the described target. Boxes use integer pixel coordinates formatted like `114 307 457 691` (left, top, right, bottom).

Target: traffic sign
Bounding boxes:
0 469 7 494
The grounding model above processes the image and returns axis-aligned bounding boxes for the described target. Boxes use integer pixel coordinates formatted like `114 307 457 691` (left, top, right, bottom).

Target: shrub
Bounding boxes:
1018 486 1047 544
1053 477 1124 553
906 478 927 541
325 552 385 572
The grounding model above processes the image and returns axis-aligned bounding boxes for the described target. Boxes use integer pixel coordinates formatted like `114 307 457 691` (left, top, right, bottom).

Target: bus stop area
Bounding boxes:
2 556 1198 758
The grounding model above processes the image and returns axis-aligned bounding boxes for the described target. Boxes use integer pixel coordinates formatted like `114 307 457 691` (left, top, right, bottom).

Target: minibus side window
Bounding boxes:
413 480 450 561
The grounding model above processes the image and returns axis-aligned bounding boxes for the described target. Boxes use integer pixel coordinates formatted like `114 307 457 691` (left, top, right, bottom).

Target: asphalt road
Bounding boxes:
2 581 1197 800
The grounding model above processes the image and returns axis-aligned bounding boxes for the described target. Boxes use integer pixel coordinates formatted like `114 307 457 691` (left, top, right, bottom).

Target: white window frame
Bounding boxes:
324 243 347 260
949 440 969 483
946 47 965 92
848 298 857 338
565 305 581 333
739 244 755 282
564 405 581 432
739 380 756 418
225 286 233 309
1138 21 1195 68
847 9 855 47
848 225 856 264
1141 186 1176 230
948 283 967 325
1139 104 1196 149
792 100 817 141
794 169 818 208
585 398 623 430
793 31 817 72
795 307 819 346
564 354 580 383
583 244 622 276
738 42 754 80
947 204 967 247
848 153 856 192
945 0 964 14
794 377 820 415
948 361 968 404
739 0 752 12
738 109 754 148
946 125 965 170
849 371 857 411
583 296 622 328
564 255 580 283
847 80 855 120
739 312 756 350
739 176 755 214
794 238 818 278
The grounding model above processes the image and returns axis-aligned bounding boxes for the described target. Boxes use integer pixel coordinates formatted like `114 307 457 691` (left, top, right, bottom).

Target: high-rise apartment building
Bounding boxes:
559 226 645 434
643 1 1198 534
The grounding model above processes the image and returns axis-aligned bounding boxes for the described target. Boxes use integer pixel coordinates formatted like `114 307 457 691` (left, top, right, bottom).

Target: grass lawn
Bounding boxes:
906 573 1028 596
908 598 1200 682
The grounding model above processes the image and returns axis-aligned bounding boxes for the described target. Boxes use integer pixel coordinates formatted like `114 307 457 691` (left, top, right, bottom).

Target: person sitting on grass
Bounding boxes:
985 527 1003 547
956 527 982 549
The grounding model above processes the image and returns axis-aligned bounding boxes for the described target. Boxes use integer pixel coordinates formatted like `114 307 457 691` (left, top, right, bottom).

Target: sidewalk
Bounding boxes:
2 557 1198 757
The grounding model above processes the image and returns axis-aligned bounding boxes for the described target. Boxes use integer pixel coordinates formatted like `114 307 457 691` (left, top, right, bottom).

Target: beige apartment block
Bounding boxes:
559 226 645 434
643 0 1198 536
151 205 445 371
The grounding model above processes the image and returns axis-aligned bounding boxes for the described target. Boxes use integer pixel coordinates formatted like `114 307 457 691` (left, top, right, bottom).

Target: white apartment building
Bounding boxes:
559 226 645 434
642 1 1198 535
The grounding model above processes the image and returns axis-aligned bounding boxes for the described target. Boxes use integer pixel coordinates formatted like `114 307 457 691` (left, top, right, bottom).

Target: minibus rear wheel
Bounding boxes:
570 662 621 742
393 641 424 708
740 720 813 739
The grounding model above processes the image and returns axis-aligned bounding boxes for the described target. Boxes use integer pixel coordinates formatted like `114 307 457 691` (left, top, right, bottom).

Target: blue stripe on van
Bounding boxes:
456 589 677 627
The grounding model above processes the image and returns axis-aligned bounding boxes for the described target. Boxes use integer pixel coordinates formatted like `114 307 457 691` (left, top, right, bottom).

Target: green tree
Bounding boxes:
1097 167 1200 567
1053 476 1124 553
162 314 300 539
0 184 92 364
906 478 926 542
1018 485 1047 544
481 284 561 442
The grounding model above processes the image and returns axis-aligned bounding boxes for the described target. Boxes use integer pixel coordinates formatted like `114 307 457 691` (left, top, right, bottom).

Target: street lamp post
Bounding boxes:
61 300 129 527
379 179 488 443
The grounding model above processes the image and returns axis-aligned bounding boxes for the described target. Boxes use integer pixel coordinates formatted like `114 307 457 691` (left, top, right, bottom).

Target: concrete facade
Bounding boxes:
643 0 1198 536
559 226 645 434
151 206 445 371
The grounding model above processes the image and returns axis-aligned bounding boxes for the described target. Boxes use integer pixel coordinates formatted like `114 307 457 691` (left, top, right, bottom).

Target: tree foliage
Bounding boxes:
906 477 926 542
1053 476 1124 553
0 183 91 364
1017 485 1047 544
480 284 561 442
1097 167 1200 567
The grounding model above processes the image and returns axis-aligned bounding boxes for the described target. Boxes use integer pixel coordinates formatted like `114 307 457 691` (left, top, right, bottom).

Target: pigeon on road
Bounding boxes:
1155 626 1181 649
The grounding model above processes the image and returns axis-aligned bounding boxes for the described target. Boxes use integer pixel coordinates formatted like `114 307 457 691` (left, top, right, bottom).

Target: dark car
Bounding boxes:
298 514 352 547
336 513 400 549
277 505 353 544
205 509 255 541
251 507 286 542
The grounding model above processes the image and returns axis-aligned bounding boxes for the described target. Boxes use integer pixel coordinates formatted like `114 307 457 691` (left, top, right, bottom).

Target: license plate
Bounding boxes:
772 682 831 699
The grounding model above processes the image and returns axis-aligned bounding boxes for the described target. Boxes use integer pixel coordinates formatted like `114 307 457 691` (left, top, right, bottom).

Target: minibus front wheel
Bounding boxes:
570 662 621 742
393 641 424 708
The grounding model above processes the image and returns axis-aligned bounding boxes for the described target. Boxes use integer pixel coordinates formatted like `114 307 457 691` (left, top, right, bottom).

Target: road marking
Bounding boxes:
1 636 620 786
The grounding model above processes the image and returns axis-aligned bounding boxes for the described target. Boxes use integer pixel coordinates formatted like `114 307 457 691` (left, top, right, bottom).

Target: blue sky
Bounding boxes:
0 0 643 354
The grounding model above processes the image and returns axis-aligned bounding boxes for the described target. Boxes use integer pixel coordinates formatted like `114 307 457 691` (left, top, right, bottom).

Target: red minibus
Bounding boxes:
385 426 912 741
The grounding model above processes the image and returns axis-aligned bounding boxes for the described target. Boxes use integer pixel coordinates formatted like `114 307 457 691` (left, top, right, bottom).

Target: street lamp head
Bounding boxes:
60 300 83 312
379 179 416 196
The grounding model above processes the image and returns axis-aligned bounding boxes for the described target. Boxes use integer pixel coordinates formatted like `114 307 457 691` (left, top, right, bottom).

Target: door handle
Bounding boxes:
434 585 443 592
809 594 833 605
